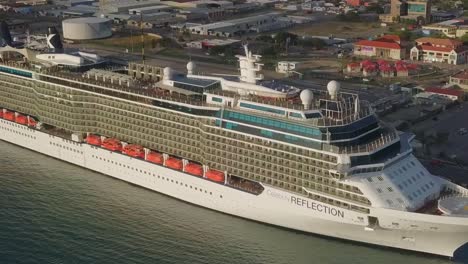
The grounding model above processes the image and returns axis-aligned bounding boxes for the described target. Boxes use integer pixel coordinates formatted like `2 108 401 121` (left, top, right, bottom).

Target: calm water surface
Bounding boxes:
0 140 466 264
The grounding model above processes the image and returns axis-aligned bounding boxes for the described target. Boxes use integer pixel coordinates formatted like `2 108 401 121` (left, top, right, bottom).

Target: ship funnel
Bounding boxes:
46 26 63 51
0 21 13 47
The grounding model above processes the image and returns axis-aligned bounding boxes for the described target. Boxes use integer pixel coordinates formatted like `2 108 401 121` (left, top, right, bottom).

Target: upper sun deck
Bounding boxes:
0 61 401 156
0 61 378 132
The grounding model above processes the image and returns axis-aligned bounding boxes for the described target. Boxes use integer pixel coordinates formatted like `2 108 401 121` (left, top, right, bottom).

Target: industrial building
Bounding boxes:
163 0 233 9
126 13 181 29
62 17 112 40
186 38 240 49
187 13 293 37
100 0 161 14
422 19 468 38
450 71 468 90
128 5 172 15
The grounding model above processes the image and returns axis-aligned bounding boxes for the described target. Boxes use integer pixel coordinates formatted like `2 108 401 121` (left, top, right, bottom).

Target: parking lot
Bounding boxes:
412 102 468 163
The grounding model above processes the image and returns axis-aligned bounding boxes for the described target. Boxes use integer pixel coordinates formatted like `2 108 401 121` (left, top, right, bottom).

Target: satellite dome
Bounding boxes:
163 67 173 80
300 89 314 110
327 80 340 99
186 61 196 74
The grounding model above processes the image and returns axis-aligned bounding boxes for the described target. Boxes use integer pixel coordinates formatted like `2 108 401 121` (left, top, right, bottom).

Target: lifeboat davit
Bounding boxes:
146 151 163 164
102 138 122 152
4 111 14 121
185 162 203 176
0 110 3 119
28 117 37 127
206 169 225 183
123 144 144 158
86 134 102 146
165 157 183 170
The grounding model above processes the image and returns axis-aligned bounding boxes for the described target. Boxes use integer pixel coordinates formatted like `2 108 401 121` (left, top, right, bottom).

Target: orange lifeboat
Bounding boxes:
185 162 203 176
15 114 28 125
165 157 183 170
146 151 163 164
4 111 14 121
86 134 102 146
206 169 225 183
102 138 122 152
123 144 144 158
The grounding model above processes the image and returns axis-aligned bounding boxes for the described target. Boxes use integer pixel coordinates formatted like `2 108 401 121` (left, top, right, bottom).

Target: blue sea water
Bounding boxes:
0 140 466 264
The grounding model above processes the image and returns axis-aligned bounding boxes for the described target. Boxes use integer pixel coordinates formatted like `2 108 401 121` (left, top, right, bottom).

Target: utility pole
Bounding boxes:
130 28 134 53
140 13 145 65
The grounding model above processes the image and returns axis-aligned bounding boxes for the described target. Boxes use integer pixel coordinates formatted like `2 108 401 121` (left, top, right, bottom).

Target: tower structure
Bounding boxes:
236 45 264 84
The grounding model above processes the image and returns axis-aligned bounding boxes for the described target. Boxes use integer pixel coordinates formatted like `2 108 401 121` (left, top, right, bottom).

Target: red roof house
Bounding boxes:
354 35 404 60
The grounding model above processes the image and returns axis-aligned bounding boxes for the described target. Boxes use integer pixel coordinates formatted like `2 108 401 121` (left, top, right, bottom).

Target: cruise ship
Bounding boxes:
0 24 467 258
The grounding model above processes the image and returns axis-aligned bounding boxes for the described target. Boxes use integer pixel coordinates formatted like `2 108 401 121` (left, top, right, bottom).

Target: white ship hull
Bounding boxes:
1 119 467 258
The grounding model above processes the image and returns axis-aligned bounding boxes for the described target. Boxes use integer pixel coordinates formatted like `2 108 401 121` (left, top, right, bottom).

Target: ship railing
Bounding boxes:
43 72 209 107
337 130 398 154
439 193 468 201
440 183 468 198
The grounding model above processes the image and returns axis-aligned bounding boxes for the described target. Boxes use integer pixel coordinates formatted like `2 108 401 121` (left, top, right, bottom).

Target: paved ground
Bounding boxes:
421 160 468 187
68 44 288 80
412 102 468 163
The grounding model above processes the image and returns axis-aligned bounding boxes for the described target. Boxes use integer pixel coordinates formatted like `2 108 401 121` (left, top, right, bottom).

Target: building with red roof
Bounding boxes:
410 37 468 65
379 64 395 77
395 64 409 77
346 62 361 73
449 70 468 90
346 0 362 7
376 34 401 44
354 35 405 60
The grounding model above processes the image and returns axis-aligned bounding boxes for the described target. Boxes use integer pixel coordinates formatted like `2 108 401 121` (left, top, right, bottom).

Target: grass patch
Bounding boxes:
85 34 161 51
290 21 382 38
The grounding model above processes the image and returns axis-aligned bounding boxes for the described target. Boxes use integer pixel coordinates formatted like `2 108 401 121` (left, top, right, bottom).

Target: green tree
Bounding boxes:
395 30 413 41
366 5 384 14
260 46 277 57
209 45 226 55
435 131 449 145
337 12 361 22
256 35 273 42
300 38 326 50
461 33 468 44
274 32 298 47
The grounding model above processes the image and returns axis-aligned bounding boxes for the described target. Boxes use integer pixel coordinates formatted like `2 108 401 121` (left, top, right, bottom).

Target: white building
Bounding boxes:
188 12 294 37
100 0 161 14
128 5 172 15
276 61 301 73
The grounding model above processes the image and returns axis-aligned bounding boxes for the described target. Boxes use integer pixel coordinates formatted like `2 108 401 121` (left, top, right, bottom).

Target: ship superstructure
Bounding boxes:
0 34 467 258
